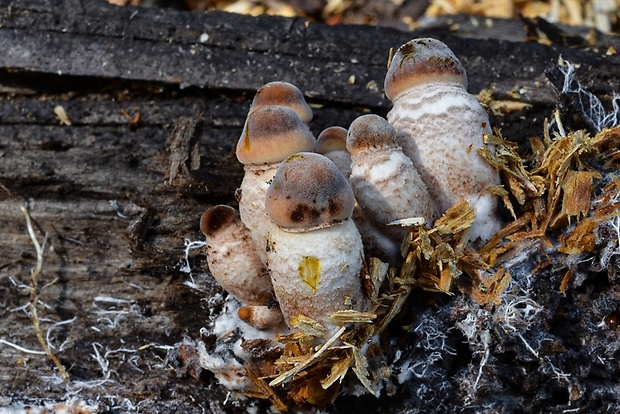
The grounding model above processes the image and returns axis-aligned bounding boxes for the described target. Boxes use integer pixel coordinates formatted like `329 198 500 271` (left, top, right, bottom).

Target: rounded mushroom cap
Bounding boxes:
200 205 238 238
384 38 467 102
265 152 355 231
346 114 398 156
250 81 313 124
315 126 348 154
236 105 316 165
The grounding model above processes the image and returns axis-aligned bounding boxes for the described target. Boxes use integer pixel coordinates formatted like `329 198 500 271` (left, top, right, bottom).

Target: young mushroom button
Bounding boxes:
265 152 368 329
385 38 502 242
315 126 352 179
347 114 438 241
235 105 316 264
199 205 276 307
249 81 313 124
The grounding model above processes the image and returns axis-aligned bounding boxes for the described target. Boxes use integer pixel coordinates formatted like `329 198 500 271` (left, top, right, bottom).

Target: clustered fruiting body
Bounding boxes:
347 114 439 242
199 39 504 392
236 104 315 264
265 152 367 329
385 38 502 242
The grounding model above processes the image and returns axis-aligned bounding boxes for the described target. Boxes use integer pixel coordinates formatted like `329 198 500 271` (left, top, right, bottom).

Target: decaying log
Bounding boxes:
1 0 620 412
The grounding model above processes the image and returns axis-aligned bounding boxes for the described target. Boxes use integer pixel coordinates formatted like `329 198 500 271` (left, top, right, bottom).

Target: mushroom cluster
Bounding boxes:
198 38 503 395
203 81 369 333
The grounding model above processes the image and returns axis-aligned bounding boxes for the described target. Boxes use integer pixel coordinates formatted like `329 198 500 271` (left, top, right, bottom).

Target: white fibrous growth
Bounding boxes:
558 58 620 131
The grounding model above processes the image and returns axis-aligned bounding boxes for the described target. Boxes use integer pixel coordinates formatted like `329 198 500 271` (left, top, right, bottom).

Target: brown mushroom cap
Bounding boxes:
384 38 467 102
250 81 313 124
236 105 315 165
346 114 398 156
265 152 355 230
315 126 347 154
200 204 237 238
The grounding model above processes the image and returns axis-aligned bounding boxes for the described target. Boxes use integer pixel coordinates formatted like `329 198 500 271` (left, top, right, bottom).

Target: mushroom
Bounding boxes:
316 124 400 263
236 105 316 264
249 81 313 124
265 152 368 329
347 114 438 242
238 305 284 330
384 37 502 242
200 205 283 329
315 126 351 179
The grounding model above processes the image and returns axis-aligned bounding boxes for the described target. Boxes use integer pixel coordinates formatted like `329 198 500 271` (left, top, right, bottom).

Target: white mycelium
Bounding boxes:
385 38 502 242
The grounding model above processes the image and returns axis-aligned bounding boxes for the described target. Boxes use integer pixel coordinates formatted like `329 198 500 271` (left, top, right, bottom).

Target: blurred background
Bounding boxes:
106 0 620 34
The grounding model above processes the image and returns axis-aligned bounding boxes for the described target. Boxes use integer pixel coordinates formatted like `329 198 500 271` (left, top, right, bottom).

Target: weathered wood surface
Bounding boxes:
1 0 620 412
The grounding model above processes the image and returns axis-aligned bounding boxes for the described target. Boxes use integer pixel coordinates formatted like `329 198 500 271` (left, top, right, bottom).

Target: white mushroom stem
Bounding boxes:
347 114 438 241
387 85 501 241
352 204 401 266
267 219 367 329
237 163 279 263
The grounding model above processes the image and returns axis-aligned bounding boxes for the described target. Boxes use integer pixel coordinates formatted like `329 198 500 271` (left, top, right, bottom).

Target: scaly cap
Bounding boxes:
265 152 355 231
385 38 467 102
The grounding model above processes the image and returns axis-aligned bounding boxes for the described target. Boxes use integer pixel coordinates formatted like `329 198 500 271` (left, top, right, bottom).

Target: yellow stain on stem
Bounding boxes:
298 256 320 291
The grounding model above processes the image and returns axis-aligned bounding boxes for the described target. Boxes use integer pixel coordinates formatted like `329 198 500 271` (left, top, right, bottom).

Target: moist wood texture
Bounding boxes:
1 0 620 412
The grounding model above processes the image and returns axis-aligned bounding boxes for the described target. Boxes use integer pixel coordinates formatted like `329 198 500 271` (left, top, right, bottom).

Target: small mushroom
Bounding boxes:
316 124 400 262
200 205 283 329
249 81 313 124
385 38 502 242
200 205 274 305
347 114 438 241
238 305 284 330
315 126 351 179
265 152 368 329
236 105 316 263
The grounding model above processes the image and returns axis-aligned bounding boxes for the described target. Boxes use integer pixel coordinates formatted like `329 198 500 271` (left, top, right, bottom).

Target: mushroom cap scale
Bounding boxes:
236 105 315 165
346 114 399 156
265 152 355 231
250 81 313 124
385 38 467 102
